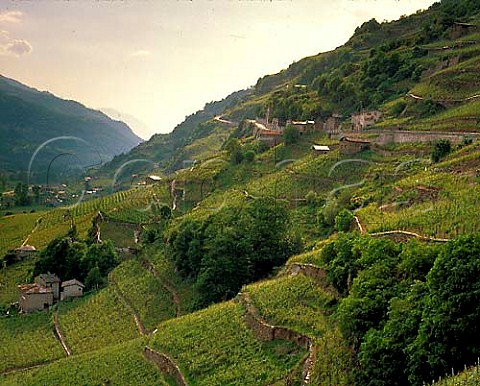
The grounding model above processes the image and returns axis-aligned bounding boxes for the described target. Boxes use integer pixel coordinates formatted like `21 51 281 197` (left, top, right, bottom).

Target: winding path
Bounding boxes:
141 258 181 317
109 277 147 336
53 312 72 356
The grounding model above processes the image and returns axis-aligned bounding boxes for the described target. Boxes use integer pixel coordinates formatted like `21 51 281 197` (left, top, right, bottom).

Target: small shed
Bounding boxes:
146 175 162 185
61 279 85 300
18 284 53 313
312 145 330 157
339 137 371 155
13 245 37 260
35 273 61 300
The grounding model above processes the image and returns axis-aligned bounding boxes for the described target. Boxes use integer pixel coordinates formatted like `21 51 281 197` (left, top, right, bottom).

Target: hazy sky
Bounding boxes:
0 0 437 139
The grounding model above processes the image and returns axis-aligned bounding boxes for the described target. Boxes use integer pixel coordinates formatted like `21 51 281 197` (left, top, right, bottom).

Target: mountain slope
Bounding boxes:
0 75 142 181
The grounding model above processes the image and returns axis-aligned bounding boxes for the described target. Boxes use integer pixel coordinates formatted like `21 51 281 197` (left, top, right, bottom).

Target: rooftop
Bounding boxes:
15 245 36 251
18 284 52 294
312 145 330 151
62 279 85 288
36 273 61 283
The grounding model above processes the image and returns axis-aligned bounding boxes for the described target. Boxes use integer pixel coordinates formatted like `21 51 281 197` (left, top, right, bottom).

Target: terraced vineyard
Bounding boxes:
245 275 333 338
149 301 306 385
57 286 139 354
0 338 170 386
110 259 176 332
146 248 200 315
0 312 64 374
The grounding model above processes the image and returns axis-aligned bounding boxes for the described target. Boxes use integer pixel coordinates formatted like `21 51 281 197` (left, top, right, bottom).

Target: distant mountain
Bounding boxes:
0 75 142 182
100 108 151 140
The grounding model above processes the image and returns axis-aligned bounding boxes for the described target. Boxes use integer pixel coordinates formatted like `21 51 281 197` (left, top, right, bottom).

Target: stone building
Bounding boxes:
35 273 61 301
351 111 383 131
61 279 85 301
18 284 54 313
339 137 371 155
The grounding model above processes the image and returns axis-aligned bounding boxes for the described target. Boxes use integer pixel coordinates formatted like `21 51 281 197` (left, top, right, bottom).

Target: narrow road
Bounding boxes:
53 312 72 356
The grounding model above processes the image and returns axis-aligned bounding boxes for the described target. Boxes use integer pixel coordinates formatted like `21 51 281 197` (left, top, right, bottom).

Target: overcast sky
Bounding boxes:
0 0 437 139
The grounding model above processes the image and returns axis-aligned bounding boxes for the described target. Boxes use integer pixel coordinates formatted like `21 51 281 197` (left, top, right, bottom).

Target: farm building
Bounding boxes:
339 137 371 155
18 284 54 313
351 111 383 131
255 128 283 147
61 279 85 300
13 245 37 259
35 273 61 301
312 145 330 157
146 175 162 185
286 120 316 134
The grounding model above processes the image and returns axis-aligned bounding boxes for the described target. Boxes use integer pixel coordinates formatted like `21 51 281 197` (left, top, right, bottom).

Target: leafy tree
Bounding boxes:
283 125 300 145
408 234 480 384
14 182 30 206
335 209 354 232
224 138 244 164
431 139 451 163
244 150 255 162
84 265 104 291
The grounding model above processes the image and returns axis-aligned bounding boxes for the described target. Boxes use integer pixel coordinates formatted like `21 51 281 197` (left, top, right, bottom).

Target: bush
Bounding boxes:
335 209 354 232
431 139 451 163
283 125 300 145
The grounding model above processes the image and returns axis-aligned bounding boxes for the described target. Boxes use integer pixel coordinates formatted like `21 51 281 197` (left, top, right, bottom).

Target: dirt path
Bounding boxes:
141 259 181 317
53 312 72 356
109 277 147 336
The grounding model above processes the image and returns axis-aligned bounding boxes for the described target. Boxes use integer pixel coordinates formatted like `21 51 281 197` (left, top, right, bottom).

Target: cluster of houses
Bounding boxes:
250 110 382 148
18 273 84 313
248 110 381 157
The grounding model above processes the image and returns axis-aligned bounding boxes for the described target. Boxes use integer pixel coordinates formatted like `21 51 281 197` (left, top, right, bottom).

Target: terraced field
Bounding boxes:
110 259 176 332
245 275 333 338
0 338 170 386
57 286 138 354
149 301 306 385
0 312 64 374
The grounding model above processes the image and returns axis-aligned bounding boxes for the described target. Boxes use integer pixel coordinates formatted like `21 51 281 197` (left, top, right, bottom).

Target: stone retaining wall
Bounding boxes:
144 346 188 386
239 292 314 384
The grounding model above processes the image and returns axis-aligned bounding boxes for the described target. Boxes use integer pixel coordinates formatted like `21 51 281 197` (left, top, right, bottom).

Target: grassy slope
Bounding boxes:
110 259 176 331
0 312 65 373
149 301 306 385
0 338 169 386
57 286 139 354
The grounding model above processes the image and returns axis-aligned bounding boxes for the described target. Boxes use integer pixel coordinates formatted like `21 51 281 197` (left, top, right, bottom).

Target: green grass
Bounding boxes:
0 258 35 306
110 259 176 331
146 247 200 315
0 338 170 386
245 275 333 339
0 312 65 373
100 221 137 248
149 301 306 385
57 286 139 354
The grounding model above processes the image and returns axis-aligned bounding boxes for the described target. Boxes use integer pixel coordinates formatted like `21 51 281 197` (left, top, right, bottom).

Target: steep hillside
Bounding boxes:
3 1 480 385
99 0 480 186
0 75 142 182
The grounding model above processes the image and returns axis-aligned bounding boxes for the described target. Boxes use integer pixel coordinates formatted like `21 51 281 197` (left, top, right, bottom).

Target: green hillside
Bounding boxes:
2 0 480 385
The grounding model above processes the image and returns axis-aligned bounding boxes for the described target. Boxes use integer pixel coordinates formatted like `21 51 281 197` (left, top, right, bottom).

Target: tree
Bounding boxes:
283 125 300 145
244 150 255 162
335 209 354 232
431 139 451 163
224 138 244 164
408 234 480 384
14 182 30 206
